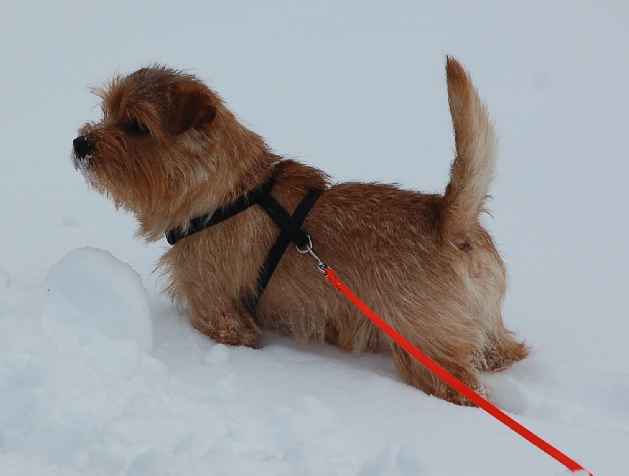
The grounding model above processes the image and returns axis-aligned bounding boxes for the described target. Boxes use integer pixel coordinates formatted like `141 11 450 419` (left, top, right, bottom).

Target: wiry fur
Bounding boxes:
74 58 528 405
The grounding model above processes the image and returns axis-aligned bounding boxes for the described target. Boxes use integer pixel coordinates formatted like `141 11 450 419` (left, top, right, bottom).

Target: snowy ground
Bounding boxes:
1 1 628 475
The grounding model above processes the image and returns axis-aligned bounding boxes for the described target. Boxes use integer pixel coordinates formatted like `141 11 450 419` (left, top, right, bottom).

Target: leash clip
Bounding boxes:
296 234 327 274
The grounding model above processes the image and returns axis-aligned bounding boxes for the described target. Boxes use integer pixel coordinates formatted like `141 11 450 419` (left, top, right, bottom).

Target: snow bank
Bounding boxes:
0 248 163 475
43 247 152 352
0 255 618 475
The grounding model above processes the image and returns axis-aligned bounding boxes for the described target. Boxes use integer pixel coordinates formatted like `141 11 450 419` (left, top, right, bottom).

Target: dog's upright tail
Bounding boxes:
440 57 497 245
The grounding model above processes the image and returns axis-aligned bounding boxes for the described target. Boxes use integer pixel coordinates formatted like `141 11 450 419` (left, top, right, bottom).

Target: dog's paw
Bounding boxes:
191 312 262 349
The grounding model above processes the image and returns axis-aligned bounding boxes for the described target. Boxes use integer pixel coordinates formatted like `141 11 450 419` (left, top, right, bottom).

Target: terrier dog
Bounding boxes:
73 57 527 405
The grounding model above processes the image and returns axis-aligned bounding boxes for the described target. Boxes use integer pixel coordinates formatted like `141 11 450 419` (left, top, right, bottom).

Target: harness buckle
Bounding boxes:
296 234 327 274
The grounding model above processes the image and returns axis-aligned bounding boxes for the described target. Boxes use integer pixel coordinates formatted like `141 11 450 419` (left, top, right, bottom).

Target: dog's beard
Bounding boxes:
73 154 93 174
72 153 104 194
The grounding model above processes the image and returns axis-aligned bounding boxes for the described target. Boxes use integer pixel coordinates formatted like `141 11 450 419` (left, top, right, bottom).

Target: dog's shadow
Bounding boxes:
262 332 397 379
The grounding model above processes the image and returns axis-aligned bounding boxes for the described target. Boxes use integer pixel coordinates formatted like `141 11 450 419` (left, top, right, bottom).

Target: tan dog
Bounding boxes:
73 57 527 405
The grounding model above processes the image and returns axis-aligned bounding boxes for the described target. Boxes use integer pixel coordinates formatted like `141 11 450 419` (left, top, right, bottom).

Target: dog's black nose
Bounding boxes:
73 135 94 159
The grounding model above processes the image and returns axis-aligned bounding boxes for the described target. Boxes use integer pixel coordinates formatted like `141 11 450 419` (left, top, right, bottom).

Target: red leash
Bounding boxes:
297 239 590 474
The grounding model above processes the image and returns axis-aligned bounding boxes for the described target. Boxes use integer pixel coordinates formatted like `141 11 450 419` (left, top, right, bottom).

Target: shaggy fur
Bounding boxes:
73 57 528 405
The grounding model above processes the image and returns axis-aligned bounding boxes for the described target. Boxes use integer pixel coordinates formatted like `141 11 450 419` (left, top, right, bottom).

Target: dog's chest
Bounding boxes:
168 212 276 295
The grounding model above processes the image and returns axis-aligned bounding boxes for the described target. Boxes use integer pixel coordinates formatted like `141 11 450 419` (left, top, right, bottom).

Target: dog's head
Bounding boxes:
73 66 268 238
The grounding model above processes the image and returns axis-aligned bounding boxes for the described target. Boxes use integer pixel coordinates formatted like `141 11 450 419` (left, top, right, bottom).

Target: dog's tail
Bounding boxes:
440 57 497 244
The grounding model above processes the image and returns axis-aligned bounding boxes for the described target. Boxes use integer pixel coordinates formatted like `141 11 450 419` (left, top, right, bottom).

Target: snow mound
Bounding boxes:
43 247 152 352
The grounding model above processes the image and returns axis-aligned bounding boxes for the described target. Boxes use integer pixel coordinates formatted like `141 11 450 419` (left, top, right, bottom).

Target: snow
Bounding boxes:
44 247 153 352
1 1 628 475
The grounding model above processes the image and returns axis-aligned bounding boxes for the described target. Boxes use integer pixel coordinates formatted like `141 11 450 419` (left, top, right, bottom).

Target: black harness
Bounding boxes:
165 172 322 310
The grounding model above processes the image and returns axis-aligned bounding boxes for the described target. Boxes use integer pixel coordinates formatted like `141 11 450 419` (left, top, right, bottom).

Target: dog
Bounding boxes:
73 57 527 405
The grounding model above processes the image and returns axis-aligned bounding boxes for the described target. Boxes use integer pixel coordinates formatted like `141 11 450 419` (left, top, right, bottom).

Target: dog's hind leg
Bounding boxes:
481 328 529 372
390 338 486 406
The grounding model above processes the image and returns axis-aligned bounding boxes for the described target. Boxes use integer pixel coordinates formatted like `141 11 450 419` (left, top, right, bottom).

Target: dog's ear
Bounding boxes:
168 82 216 135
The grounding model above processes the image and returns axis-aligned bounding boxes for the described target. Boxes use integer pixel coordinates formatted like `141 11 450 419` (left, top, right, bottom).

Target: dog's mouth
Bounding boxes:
72 135 96 173
72 153 94 173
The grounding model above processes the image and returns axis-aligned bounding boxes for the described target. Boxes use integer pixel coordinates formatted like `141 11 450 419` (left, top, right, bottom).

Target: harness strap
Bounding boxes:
165 179 274 246
255 190 321 305
165 173 322 311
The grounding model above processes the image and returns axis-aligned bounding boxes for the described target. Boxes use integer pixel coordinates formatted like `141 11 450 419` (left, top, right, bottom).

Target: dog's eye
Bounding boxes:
121 119 149 136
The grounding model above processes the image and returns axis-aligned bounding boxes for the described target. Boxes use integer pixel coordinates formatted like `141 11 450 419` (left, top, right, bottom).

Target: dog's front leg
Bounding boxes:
188 299 261 349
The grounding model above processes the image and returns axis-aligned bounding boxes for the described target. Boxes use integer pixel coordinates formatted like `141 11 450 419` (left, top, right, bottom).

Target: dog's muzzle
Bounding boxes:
73 135 94 161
